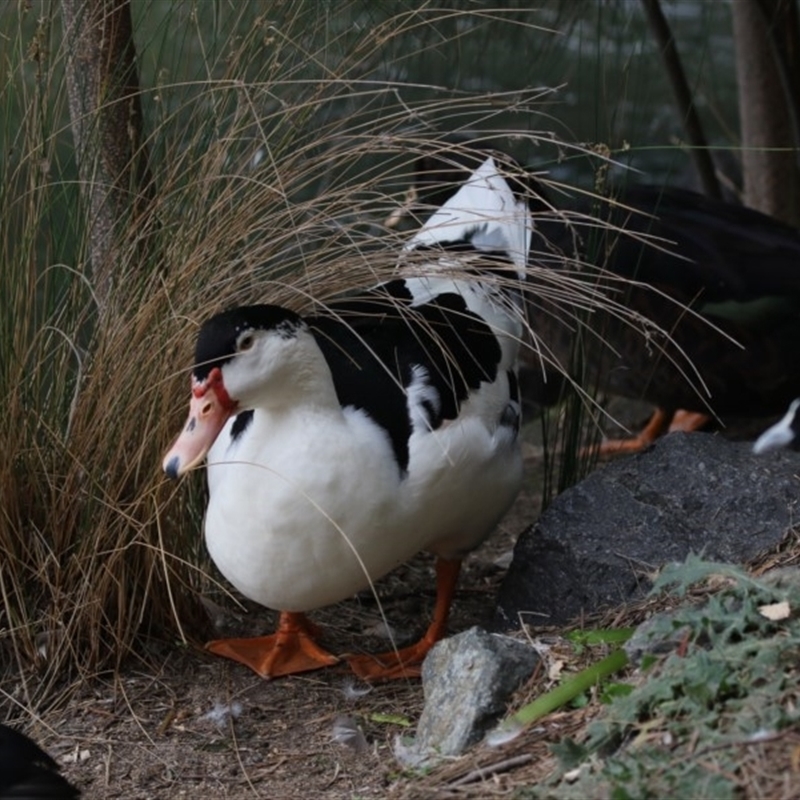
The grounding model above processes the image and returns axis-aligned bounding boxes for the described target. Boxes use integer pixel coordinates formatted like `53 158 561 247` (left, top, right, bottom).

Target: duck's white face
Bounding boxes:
162 305 308 479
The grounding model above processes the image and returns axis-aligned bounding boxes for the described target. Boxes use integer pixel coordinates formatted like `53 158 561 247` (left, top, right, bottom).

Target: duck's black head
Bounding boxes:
163 304 309 480
193 304 304 381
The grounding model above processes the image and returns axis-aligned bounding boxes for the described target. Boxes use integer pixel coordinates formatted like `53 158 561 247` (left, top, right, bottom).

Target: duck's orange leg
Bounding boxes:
668 410 710 433
587 407 712 458
205 611 339 678
347 557 461 681
585 407 673 457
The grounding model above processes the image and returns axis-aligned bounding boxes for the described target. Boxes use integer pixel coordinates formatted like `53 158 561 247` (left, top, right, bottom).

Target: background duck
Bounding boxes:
163 153 530 681
753 399 800 453
0 723 80 799
388 141 800 454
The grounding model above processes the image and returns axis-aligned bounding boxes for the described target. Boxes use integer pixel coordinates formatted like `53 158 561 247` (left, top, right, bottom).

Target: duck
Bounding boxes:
163 152 530 681
387 141 800 454
753 399 800 453
0 723 80 798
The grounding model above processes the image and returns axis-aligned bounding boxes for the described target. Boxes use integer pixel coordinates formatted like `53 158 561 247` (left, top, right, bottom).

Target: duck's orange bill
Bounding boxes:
162 367 236 479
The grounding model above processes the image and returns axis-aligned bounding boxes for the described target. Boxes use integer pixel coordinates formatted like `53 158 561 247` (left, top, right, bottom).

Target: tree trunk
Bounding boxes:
732 0 800 224
61 0 153 314
640 0 721 200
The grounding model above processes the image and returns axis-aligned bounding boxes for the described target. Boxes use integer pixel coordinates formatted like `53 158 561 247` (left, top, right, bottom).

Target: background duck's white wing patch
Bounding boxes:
404 155 531 277
753 398 800 453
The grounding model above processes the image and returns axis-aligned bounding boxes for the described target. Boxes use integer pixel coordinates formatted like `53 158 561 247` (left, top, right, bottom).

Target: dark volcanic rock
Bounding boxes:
495 432 800 630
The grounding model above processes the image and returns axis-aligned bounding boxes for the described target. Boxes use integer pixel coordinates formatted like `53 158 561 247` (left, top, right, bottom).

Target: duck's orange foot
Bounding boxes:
205 611 339 678
591 408 712 457
347 642 430 681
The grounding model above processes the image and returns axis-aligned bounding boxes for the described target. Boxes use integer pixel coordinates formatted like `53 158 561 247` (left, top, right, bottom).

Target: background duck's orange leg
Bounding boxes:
205 611 339 678
347 557 461 681
587 407 712 457
668 409 710 433
587 407 673 457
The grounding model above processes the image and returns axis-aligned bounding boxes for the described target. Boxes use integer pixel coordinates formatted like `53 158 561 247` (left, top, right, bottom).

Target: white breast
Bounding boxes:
203 387 521 612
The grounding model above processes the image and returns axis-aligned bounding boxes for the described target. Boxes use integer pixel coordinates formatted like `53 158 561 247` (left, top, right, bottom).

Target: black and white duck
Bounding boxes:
163 152 530 680
387 142 800 454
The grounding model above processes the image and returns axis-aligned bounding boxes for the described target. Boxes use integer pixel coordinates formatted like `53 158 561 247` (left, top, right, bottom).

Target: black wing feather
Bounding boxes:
535 184 800 303
309 280 502 473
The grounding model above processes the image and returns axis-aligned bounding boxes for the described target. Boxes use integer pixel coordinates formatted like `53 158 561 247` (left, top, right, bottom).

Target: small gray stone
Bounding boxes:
410 626 538 760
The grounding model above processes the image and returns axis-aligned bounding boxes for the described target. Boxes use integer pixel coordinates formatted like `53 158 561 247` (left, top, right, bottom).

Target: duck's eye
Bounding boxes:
238 333 255 352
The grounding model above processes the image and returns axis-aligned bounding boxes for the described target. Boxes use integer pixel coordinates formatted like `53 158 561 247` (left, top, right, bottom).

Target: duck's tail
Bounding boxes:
403 153 531 282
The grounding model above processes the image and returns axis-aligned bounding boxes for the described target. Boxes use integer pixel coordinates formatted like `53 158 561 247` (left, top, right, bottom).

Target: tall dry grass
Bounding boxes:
0 1 700 712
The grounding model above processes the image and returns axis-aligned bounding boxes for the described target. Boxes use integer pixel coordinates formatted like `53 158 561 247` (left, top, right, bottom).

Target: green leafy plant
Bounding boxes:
544 558 800 798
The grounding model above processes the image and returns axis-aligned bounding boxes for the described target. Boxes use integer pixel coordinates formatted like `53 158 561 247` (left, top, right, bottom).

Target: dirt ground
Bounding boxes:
25 404 791 798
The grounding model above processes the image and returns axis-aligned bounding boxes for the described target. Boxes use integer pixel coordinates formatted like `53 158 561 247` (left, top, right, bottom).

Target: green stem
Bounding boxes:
487 649 630 746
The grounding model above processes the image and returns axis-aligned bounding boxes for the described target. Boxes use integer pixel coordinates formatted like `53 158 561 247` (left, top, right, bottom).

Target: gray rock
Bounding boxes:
495 432 800 629
403 627 538 762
